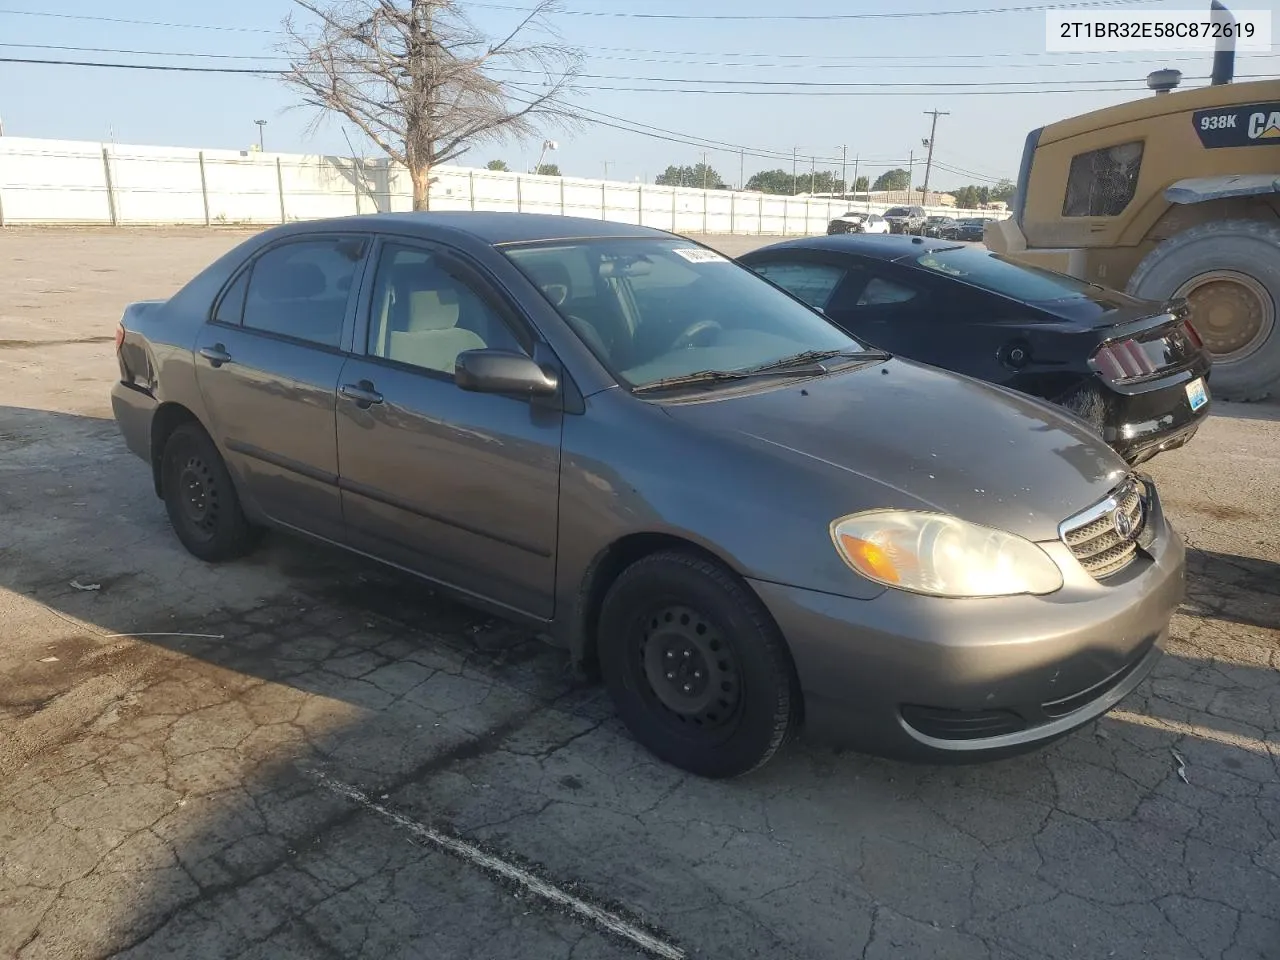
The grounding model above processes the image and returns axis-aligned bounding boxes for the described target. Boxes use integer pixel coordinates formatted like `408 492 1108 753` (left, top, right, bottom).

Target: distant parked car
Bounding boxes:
827 211 890 235
740 233 1212 465
111 213 1185 778
923 215 957 238
943 217 989 242
882 205 927 235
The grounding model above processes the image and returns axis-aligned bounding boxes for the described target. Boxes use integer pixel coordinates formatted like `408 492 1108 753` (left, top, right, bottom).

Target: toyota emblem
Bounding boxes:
1113 507 1135 539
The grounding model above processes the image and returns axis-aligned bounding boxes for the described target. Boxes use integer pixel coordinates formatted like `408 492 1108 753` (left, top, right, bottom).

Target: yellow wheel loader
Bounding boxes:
987 2 1280 400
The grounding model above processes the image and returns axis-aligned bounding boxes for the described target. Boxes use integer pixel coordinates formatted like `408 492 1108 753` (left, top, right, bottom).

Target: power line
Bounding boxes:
469 0 1167 21
577 52 1280 71
0 7 274 32
505 70 1213 88
5 42 1268 75
552 81 1232 96
0 57 281 74
6 55 1250 93
0 42 288 61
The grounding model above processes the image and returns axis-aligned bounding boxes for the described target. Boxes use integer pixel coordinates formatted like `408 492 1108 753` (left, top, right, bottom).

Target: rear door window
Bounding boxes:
750 261 848 310
241 238 366 348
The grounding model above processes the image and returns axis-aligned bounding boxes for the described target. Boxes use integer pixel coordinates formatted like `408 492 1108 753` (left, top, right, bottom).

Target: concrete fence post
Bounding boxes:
198 151 210 226
703 190 709 233
730 192 736 234
600 181 606 220
671 189 677 231
102 147 118 226
758 193 764 235
516 174 523 213
353 158 362 214
559 177 566 216
468 170 475 211
783 197 789 236
637 183 643 225
276 157 286 223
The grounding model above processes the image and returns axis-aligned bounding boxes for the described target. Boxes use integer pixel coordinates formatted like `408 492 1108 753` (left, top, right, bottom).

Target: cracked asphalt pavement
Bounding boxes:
1 228 1277 960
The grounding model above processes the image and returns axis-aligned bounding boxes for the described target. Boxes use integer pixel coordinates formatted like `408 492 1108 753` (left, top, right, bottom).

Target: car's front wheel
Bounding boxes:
598 550 801 778
161 422 261 562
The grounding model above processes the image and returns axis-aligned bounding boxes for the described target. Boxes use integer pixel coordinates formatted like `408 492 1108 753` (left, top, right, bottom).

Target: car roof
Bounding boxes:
271 211 673 245
742 233 962 262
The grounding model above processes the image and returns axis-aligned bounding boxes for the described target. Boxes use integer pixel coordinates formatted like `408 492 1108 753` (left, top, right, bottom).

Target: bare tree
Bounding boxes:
282 0 581 210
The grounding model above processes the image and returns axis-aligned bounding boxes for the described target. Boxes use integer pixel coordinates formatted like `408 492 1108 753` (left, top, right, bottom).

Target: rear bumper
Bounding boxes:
1105 370 1213 465
111 380 157 464
751 496 1185 762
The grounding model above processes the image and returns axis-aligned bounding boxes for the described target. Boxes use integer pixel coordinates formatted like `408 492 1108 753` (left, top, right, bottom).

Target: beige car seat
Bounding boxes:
378 262 486 374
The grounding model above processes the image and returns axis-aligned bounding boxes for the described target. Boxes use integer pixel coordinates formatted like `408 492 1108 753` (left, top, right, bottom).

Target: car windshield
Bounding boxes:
503 238 863 389
884 207 909 217
912 245 1104 302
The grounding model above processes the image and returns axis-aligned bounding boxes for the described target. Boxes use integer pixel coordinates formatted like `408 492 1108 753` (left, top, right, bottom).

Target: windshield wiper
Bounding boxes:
632 349 891 394
741 348 890 374
631 369 753 394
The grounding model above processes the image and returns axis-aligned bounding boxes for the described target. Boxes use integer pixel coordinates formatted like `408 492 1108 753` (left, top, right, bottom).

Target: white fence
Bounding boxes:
0 136 1004 233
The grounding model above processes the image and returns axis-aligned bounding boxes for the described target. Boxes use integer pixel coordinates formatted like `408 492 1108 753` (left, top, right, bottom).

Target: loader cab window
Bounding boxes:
1062 141 1144 217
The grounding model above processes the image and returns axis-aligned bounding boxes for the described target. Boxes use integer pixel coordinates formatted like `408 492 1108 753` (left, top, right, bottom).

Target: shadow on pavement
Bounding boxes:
2 404 1278 960
1209 399 1280 423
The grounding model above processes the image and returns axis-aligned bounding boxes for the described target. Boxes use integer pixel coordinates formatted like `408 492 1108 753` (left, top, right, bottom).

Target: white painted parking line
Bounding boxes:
309 770 686 960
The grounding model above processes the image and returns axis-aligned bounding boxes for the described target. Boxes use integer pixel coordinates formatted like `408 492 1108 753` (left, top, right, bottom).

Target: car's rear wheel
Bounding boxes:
598 550 801 778
161 422 260 562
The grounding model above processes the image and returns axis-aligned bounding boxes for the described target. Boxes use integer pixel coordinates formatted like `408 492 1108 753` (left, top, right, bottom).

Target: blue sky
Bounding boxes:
1 1 1276 189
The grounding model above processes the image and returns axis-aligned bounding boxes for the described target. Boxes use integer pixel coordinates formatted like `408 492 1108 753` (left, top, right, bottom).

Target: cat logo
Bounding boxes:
1194 101 1280 148
1248 112 1280 139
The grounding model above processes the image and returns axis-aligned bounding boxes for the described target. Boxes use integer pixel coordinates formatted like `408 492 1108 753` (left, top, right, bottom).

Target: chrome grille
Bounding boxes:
1060 478 1147 579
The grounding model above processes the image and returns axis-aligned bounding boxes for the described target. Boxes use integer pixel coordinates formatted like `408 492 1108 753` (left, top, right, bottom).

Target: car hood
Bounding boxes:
662 358 1130 542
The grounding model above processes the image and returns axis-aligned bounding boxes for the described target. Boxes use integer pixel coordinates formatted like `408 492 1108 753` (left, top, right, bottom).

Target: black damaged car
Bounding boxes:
740 235 1212 465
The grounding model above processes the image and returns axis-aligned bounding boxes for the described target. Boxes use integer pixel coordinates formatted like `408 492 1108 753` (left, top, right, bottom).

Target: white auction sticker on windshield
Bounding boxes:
673 247 728 263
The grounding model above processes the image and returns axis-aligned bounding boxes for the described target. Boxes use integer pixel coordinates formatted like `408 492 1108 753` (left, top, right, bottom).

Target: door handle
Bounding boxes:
199 344 232 367
340 381 384 408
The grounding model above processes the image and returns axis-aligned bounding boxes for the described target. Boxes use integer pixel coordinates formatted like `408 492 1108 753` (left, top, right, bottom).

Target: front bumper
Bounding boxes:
751 496 1185 761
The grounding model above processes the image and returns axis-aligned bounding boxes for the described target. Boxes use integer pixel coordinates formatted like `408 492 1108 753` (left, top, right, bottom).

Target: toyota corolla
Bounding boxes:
111 213 1185 778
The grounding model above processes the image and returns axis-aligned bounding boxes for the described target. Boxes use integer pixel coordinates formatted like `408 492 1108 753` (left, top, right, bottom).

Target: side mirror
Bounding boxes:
455 349 559 397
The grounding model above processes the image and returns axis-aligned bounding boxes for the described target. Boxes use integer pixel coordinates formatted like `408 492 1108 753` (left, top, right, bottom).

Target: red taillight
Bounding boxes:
1093 338 1159 381
114 324 125 353
1183 319 1204 349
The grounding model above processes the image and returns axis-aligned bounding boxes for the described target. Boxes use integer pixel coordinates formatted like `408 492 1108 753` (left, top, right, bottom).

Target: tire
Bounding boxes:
597 550 801 778
160 422 260 562
1127 219 1280 401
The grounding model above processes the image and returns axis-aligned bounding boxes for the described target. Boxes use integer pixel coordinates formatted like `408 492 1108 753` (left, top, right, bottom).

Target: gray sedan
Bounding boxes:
111 213 1185 778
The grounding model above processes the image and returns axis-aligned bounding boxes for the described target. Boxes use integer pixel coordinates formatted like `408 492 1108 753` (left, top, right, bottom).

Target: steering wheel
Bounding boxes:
671 319 722 351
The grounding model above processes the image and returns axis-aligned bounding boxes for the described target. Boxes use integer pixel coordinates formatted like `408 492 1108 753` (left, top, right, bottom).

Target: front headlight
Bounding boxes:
830 511 1063 598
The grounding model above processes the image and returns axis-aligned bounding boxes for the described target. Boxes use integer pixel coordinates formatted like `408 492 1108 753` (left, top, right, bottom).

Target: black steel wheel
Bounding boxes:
161 422 260 562
598 550 801 778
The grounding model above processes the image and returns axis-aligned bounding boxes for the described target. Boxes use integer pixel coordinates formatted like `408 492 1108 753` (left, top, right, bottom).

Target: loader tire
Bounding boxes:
1127 219 1280 402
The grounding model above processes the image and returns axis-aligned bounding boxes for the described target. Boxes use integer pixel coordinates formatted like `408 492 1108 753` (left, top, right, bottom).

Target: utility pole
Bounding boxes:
255 119 267 152
852 154 860 207
920 109 950 209
739 149 745 191
792 147 798 196
702 151 708 189
839 145 847 199
603 160 613 180
908 150 915 205
810 155 816 195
